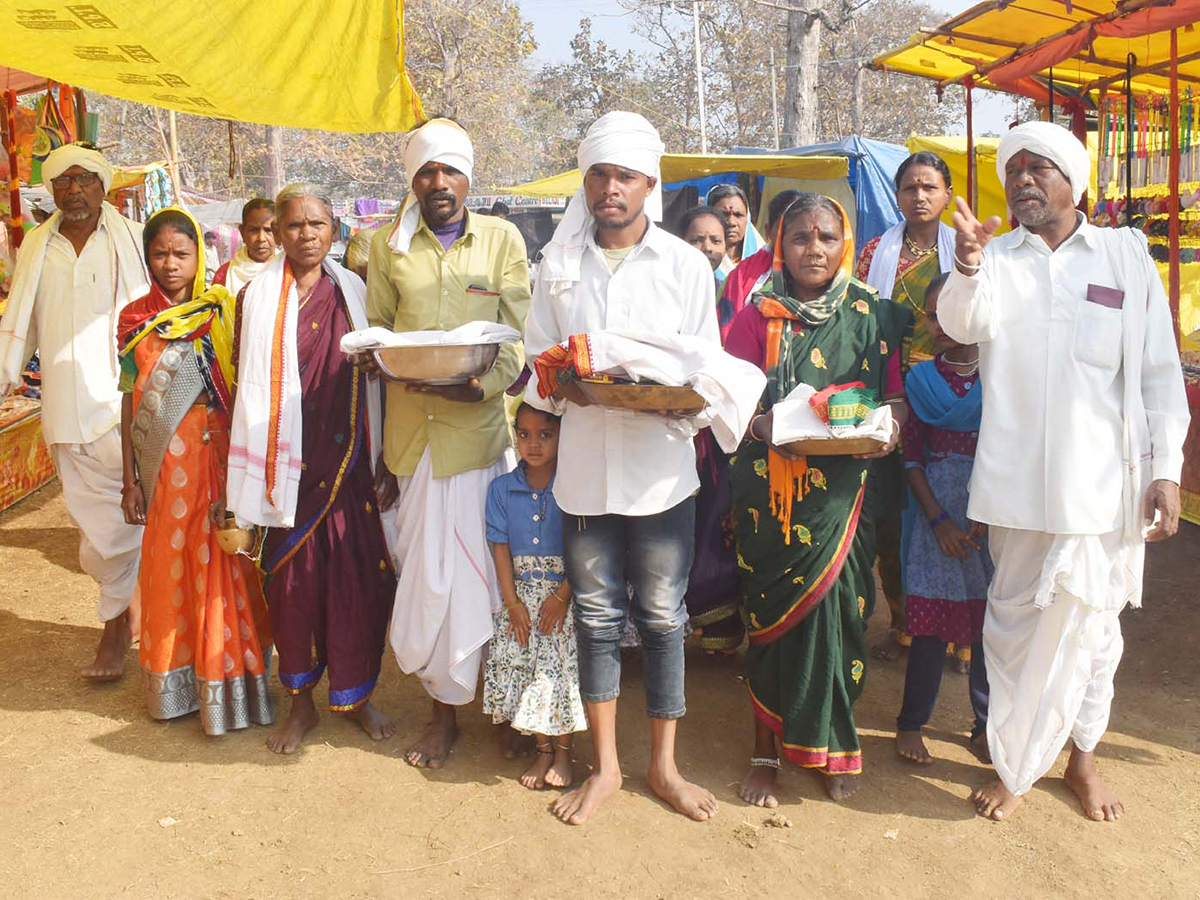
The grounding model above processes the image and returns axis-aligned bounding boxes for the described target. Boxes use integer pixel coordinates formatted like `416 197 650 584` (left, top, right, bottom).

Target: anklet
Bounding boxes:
750 756 781 769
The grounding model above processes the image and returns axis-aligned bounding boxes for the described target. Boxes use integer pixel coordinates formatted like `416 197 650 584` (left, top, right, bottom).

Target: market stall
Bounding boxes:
873 0 1200 523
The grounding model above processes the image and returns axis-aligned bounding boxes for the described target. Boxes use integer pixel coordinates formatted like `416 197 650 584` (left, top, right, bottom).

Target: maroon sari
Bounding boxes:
260 273 395 710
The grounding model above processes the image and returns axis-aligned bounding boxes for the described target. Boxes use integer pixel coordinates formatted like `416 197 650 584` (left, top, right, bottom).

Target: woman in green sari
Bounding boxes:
724 193 912 804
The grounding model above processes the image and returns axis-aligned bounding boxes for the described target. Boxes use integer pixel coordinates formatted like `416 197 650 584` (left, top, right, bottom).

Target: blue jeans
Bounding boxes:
562 497 695 719
897 636 990 740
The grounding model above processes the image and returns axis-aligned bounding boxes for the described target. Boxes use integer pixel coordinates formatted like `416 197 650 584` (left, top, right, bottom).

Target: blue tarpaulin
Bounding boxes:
735 137 909 248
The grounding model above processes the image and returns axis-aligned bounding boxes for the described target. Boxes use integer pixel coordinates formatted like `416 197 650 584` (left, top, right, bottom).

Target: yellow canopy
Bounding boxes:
507 154 849 198
0 1 424 133
873 0 1200 102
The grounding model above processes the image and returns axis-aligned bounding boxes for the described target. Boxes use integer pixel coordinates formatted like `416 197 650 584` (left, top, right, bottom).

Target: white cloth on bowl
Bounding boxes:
567 329 766 453
340 321 521 354
770 383 894 444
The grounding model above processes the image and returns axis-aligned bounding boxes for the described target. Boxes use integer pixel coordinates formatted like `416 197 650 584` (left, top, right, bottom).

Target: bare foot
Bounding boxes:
405 706 458 769
951 656 971 675
971 778 1022 821
871 633 905 662
267 694 319 755
969 732 992 764
738 762 780 808
648 765 719 822
520 746 555 790
554 768 622 825
1065 746 1125 822
545 745 573 789
824 773 860 801
896 729 934 765
80 611 131 682
339 701 395 741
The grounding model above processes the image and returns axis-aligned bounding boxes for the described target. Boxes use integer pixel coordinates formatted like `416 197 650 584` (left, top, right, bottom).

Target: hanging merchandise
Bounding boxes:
31 88 69 169
142 166 175 217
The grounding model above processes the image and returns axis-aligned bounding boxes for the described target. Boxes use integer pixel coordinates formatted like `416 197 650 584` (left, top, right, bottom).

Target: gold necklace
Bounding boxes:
903 230 937 259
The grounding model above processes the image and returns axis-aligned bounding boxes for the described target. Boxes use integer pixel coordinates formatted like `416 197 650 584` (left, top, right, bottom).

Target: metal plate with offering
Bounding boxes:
575 375 707 414
371 343 500 385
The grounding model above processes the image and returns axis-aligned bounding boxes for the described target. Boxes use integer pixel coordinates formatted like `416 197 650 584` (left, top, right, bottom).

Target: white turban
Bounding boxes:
387 118 475 253
540 111 666 285
997 121 1091 204
41 143 113 193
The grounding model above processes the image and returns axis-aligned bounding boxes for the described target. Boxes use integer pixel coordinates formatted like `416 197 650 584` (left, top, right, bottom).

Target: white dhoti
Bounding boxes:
389 447 513 705
984 525 1143 796
49 426 143 623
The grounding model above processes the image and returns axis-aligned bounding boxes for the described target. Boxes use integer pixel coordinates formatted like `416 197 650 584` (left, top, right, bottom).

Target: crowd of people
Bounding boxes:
0 110 1187 828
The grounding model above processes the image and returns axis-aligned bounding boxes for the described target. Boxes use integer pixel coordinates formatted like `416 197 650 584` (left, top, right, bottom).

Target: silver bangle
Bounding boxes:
953 252 982 273
750 756 781 770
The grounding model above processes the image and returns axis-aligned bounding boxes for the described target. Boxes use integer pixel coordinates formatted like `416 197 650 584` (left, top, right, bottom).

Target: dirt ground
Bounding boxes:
1 483 1197 900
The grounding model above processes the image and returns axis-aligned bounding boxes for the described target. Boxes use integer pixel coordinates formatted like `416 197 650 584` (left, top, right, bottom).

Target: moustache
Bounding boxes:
426 191 457 204
1013 188 1047 204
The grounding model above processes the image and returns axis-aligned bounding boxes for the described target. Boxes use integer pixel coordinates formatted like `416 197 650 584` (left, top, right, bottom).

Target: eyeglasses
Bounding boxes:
50 172 101 190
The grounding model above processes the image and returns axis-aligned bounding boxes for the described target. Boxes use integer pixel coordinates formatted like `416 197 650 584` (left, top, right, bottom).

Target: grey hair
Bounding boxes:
275 182 334 221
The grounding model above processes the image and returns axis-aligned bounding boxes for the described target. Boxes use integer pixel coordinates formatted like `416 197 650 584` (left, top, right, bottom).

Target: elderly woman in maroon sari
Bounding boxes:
226 183 395 755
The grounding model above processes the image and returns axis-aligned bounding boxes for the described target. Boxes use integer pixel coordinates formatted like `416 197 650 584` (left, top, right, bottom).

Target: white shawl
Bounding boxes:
221 245 278 297
0 204 147 393
864 220 955 300
227 253 381 528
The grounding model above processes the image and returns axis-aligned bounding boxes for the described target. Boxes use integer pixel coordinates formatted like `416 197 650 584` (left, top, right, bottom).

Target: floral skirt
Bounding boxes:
482 555 587 736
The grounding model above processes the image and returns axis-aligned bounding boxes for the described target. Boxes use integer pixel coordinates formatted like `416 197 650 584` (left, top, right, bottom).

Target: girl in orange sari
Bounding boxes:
118 207 274 735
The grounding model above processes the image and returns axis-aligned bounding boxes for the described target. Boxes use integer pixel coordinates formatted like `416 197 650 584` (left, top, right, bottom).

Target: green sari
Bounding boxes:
888 251 941 363
731 279 911 775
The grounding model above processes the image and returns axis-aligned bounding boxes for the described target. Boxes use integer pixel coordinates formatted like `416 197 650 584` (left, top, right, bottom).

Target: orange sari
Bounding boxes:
129 325 274 735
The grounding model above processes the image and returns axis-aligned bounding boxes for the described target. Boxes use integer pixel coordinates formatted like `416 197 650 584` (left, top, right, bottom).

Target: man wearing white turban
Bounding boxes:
525 111 721 825
365 117 531 769
0 142 148 681
940 121 1189 822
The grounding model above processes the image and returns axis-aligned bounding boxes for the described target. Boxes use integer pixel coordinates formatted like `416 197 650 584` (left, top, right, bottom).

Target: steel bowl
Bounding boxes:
371 343 500 385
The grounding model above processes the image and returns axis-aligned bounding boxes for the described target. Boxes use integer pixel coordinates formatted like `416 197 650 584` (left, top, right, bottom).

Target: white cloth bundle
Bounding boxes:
562 330 766 453
770 383 894 445
340 321 520 354
227 254 381 528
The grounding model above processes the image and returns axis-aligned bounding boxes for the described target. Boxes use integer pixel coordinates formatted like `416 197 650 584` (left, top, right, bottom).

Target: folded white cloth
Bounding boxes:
568 330 766 453
340 321 521 354
771 383 894 444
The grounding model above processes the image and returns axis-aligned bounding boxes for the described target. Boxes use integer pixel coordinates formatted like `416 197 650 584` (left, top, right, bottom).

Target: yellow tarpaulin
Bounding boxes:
507 154 849 198
0 1 423 133
872 0 1200 101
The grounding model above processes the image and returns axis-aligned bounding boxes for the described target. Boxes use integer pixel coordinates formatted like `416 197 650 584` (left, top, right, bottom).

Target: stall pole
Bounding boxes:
1126 54 1136 219
1169 29 1181 344
965 79 976 212
3 90 22 251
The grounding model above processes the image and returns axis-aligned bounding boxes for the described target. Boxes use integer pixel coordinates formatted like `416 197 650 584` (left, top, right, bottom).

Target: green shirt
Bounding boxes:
367 210 531 478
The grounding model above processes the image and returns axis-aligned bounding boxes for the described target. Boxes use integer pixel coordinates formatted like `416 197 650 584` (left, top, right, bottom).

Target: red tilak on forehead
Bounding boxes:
1017 151 1030 167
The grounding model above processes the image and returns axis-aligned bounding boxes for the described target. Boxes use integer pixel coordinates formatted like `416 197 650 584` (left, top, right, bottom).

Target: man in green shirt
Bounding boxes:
366 118 531 769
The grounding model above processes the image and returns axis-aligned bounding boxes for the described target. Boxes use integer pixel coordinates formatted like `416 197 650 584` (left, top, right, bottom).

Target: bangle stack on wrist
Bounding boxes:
929 511 950 528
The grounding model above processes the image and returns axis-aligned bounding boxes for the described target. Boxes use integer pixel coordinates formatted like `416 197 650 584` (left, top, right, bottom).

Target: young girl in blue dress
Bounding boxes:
482 403 587 789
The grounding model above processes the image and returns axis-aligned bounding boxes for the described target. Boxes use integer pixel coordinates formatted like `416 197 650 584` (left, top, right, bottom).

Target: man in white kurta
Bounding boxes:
940 121 1189 822
525 111 721 826
0 144 148 680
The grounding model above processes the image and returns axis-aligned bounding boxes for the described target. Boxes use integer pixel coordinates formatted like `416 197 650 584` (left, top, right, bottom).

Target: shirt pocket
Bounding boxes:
1073 289 1123 370
463 282 501 324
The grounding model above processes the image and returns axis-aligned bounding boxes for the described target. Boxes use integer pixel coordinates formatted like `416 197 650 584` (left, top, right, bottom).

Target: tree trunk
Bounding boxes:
782 0 822 148
264 125 285 198
851 64 864 136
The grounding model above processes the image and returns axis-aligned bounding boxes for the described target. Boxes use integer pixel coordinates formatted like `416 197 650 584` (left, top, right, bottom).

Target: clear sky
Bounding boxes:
518 0 1019 138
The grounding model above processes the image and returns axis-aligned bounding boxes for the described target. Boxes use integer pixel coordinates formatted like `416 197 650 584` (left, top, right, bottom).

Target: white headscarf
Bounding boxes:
997 121 1091 204
386 118 475 254
41 143 114 193
539 111 665 286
